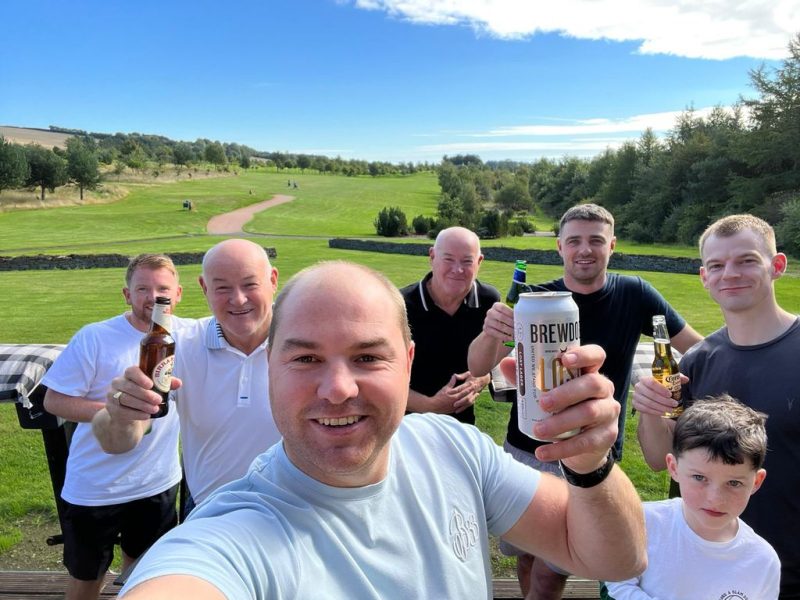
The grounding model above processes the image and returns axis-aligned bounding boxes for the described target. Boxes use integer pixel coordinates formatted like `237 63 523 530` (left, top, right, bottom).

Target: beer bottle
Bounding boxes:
651 315 682 419
139 296 175 419
506 260 528 307
504 260 529 347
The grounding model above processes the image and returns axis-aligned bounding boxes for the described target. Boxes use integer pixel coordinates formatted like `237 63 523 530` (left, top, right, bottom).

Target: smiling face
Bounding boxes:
123 266 183 332
667 448 765 542
699 230 786 316
199 239 279 355
268 263 414 488
428 227 483 308
557 219 616 293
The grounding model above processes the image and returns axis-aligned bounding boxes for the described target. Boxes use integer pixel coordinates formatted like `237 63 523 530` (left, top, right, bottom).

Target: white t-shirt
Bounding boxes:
605 497 780 599
122 414 540 599
173 317 280 503
41 314 185 506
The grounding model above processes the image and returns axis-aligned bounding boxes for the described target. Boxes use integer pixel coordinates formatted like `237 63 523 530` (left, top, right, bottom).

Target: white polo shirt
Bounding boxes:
174 317 280 503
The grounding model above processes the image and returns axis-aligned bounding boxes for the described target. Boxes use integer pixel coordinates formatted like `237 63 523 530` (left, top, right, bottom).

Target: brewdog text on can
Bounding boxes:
513 292 580 441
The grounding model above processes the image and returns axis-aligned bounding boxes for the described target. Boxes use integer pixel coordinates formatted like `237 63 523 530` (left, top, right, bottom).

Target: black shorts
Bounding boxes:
61 484 178 581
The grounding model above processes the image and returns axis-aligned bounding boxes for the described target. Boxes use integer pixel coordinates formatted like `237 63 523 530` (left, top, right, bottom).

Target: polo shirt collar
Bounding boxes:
203 317 268 353
417 271 479 312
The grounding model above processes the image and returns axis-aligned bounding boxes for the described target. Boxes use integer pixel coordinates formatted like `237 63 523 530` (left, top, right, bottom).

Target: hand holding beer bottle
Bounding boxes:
139 296 175 419
650 315 682 419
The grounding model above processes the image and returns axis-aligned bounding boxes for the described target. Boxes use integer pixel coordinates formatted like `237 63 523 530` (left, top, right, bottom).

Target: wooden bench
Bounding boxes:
0 571 118 598
493 577 600 599
0 572 600 599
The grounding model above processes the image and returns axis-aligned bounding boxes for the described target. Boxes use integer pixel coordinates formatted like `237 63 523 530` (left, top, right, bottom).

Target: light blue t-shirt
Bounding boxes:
122 413 540 599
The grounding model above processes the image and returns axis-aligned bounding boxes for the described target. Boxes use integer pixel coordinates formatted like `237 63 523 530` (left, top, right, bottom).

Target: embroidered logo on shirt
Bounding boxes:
718 592 748 600
449 507 479 562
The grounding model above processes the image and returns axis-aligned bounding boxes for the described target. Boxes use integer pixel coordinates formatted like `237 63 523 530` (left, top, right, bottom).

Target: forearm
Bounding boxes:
467 332 508 377
43 390 104 423
636 414 673 471
91 408 147 454
565 467 647 581
407 389 447 414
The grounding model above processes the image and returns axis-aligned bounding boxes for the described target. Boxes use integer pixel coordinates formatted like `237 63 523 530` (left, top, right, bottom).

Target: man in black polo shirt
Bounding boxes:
400 227 500 425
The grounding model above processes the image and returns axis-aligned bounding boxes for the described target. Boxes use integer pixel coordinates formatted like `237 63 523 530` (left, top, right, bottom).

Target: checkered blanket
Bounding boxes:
489 341 682 402
0 344 65 407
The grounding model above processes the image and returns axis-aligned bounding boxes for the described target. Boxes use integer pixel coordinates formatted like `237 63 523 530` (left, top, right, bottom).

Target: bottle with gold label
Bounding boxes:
651 315 682 419
139 296 175 419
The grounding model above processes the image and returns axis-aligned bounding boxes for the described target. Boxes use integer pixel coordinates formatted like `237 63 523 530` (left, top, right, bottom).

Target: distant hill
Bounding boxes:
0 126 71 149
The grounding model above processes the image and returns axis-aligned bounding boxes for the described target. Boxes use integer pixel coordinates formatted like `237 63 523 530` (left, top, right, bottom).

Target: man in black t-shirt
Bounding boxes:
469 204 701 600
401 227 500 425
634 214 800 599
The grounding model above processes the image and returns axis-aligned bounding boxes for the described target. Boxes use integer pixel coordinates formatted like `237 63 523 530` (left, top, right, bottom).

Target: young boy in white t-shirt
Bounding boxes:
603 394 780 599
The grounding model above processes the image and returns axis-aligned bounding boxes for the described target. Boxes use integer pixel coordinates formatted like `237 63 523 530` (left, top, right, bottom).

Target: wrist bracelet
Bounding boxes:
559 451 615 488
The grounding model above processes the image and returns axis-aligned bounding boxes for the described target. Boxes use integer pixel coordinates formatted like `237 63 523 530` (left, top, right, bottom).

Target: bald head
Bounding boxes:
202 238 272 276
269 261 412 350
433 227 481 254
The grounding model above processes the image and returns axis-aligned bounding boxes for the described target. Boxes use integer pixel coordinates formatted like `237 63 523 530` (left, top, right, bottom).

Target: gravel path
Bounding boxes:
206 194 294 234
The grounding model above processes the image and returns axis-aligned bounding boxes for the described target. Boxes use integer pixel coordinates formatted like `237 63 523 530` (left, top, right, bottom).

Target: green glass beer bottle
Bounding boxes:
504 260 528 347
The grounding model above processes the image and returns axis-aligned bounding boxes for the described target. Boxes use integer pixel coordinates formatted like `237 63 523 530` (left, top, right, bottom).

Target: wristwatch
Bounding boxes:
559 451 615 488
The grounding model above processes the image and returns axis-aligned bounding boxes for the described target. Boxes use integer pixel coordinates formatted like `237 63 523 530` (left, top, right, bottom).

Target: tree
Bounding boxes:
173 142 194 169
0 137 29 194
66 137 101 200
25 145 67 201
204 142 226 166
374 206 409 237
495 180 533 212
297 155 311 172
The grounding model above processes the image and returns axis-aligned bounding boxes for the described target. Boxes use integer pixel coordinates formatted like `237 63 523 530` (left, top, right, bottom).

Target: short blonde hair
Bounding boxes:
699 214 777 258
125 254 178 286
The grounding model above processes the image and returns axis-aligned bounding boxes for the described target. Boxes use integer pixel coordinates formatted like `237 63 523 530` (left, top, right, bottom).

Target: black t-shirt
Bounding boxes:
401 273 500 425
506 273 686 458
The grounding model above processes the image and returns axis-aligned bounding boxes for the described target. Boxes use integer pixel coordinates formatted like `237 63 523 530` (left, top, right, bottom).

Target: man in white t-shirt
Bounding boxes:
43 254 185 600
93 239 281 506
118 261 647 599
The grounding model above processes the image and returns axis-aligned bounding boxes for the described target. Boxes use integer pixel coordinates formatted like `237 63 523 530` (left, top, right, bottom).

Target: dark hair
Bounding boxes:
672 394 767 469
558 203 615 235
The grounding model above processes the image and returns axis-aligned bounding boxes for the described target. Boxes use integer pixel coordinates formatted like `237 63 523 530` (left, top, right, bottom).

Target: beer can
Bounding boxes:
514 292 581 441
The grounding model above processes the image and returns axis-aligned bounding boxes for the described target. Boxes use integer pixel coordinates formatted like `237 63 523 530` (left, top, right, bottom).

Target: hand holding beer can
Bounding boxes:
514 292 581 441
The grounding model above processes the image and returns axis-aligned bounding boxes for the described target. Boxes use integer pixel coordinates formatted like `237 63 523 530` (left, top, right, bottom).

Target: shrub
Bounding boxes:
412 214 435 235
374 206 409 237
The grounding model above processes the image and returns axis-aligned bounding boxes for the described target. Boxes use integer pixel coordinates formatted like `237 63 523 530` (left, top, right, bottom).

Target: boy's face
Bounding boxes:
667 448 766 542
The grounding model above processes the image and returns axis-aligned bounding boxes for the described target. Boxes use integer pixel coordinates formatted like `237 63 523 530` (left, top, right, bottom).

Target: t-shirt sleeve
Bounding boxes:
461 424 541 536
638 278 686 337
40 326 98 397
120 512 287 599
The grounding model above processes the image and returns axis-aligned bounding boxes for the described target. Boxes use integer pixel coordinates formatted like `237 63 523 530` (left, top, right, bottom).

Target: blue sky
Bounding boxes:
1 0 796 163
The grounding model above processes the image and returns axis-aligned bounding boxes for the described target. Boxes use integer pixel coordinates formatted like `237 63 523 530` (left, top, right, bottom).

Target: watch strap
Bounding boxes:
559 451 615 488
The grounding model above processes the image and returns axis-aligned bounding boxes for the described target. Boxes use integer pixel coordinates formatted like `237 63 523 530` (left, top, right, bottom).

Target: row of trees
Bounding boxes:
405 34 800 255
0 137 100 200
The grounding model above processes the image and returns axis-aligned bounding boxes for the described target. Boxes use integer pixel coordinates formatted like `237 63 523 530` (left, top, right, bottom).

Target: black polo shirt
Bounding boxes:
401 272 500 425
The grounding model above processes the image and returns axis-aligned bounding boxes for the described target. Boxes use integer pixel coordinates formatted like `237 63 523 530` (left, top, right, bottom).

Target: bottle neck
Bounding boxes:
151 303 172 333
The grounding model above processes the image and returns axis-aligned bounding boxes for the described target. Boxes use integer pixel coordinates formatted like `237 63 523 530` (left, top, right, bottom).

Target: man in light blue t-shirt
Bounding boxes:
120 261 647 600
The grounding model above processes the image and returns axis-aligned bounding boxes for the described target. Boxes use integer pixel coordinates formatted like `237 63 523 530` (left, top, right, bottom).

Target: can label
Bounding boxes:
514 292 580 441
151 355 174 393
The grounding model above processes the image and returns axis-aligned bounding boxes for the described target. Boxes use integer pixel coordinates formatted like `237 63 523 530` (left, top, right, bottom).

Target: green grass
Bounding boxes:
2 169 800 572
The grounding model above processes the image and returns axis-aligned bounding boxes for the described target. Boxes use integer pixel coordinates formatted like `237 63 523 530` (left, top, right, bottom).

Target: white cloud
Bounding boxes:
349 0 797 59
469 107 722 137
413 106 741 159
